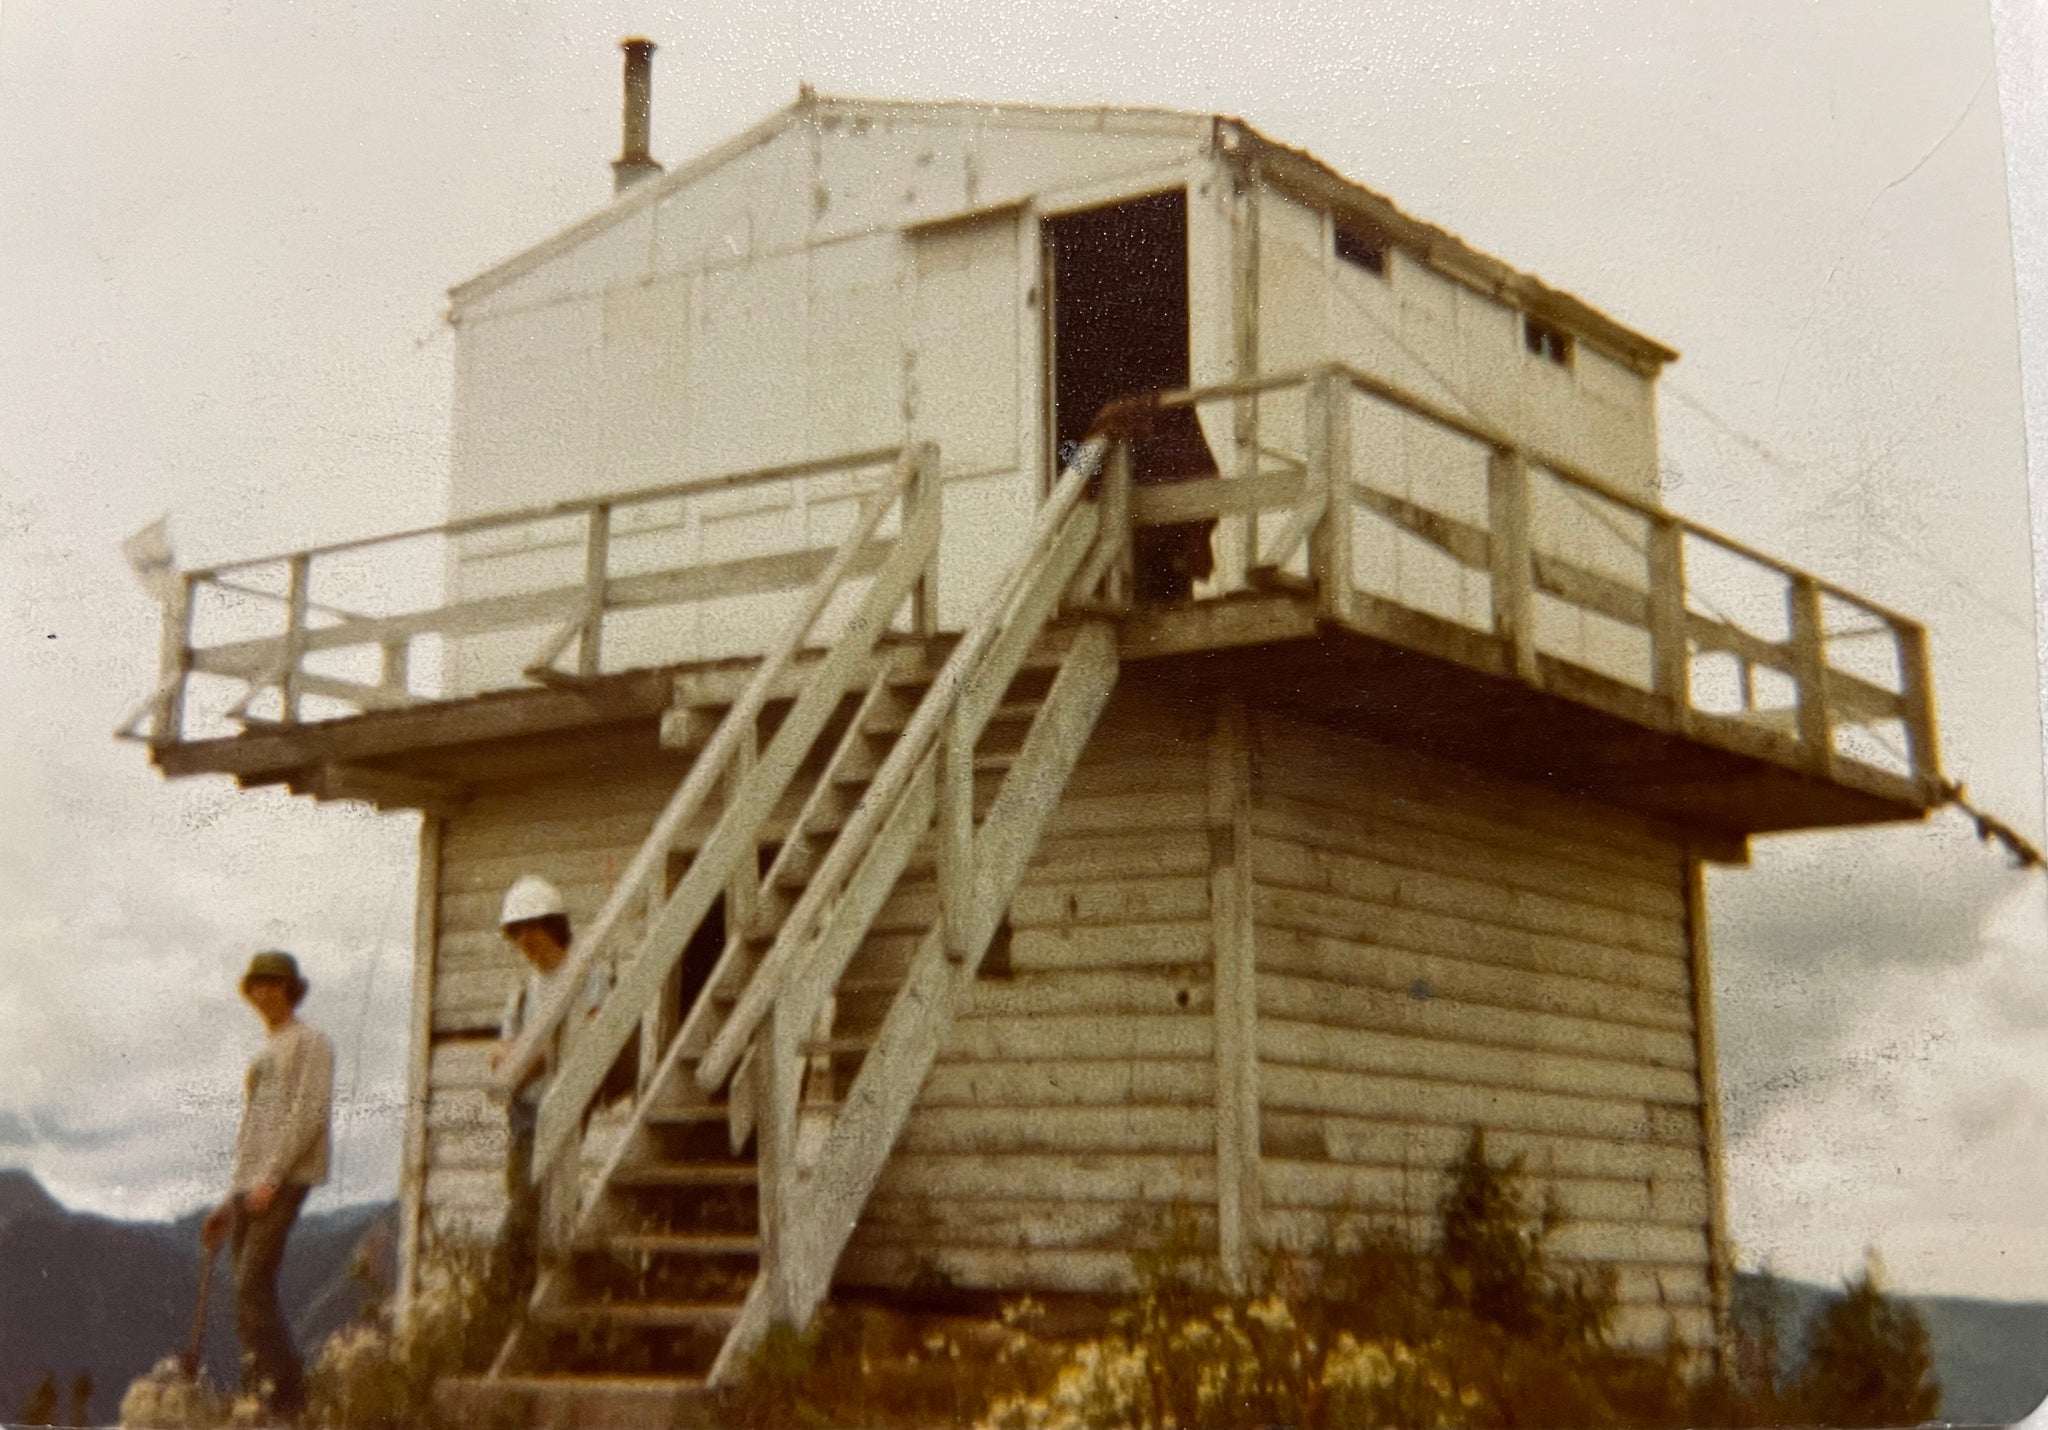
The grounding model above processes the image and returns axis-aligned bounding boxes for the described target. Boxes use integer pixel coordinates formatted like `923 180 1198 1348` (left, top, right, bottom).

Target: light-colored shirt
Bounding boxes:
501 961 611 1106
230 1019 334 1192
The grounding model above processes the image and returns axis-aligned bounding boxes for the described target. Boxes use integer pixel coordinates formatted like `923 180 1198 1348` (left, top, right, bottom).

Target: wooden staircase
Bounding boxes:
451 440 1128 1422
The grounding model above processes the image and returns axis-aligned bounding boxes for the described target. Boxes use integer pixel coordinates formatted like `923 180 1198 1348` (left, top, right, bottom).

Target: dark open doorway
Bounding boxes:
1045 189 1217 605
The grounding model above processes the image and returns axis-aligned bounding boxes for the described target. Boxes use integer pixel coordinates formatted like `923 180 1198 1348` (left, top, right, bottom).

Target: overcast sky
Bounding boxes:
3 0 2045 1301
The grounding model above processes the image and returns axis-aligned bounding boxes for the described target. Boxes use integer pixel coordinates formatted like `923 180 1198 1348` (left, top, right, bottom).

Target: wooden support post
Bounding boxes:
1648 517 1688 719
938 706 975 963
281 553 311 724
1487 449 1539 684
728 720 762 939
1099 438 1133 611
1683 852 1735 1359
380 637 410 702
1208 695 1261 1289
910 447 940 638
1308 370 1354 622
756 1009 802 1325
1787 575 1833 776
1896 619 1942 794
152 573 194 746
395 815 442 1332
578 504 610 678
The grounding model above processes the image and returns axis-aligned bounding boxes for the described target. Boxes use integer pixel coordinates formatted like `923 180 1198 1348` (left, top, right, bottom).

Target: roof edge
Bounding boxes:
1231 124 1678 374
446 96 810 312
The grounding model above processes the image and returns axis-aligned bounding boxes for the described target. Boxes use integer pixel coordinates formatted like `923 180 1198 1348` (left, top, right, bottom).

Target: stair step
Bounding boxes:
440 1373 708 1430
533 1300 746 1330
640 1102 731 1125
609 1162 758 1188
800 1035 875 1056
584 1231 761 1256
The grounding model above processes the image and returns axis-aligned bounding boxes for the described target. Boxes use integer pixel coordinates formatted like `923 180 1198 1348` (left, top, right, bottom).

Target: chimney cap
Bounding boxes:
613 35 663 195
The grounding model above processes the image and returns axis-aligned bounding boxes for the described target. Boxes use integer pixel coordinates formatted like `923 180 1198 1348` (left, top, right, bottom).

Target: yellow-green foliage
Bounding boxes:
301 1231 507 1430
736 1127 1943 1430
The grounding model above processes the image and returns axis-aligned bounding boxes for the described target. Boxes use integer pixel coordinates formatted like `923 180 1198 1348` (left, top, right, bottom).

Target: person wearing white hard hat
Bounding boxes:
490 874 609 1307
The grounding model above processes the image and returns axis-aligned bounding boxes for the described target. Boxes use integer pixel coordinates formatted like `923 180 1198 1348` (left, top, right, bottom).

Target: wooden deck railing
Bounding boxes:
1101 363 1942 800
120 367 1939 802
118 445 918 747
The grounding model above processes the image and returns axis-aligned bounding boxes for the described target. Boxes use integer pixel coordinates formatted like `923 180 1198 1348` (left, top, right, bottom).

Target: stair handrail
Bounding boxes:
492 446 927 1103
694 435 1112 1093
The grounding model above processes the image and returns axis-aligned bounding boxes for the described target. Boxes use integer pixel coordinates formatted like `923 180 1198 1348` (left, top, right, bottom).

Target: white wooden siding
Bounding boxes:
1248 711 1712 1344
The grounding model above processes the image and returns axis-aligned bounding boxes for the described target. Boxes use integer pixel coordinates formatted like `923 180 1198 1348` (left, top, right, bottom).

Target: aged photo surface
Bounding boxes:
3 1 2044 1425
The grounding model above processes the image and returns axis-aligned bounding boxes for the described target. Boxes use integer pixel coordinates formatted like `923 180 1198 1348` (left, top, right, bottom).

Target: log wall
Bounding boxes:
1248 710 1714 1347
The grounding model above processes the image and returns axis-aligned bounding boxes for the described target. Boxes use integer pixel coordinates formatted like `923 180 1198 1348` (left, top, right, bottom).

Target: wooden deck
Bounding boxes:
128 364 1943 846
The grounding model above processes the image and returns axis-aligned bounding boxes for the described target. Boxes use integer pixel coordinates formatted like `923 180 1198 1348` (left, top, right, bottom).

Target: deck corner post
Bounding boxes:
1208 693 1262 1289
1308 369 1354 622
1896 619 1941 794
1787 574 1834 777
1648 517 1688 720
281 553 312 724
1683 850 1736 1361
1487 448 1539 685
152 572 195 746
579 504 611 678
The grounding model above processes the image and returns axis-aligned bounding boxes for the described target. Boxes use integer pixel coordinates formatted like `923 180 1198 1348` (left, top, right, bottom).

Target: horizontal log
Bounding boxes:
1257 1161 1710 1228
1038 789 1209 839
1258 1017 1701 1107
1261 1064 1700 1148
1008 875 1213 929
940 1012 1214 1063
1255 890 1691 1009
1008 921 1213 973
1259 924 1693 1033
1253 713 1682 879
1257 1112 1710 1187
1253 796 1682 923
1259 967 1696 1070
859 1196 1215 1251
919 1059 1216 1109
1022 829 1213 883
873 1151 1217 1204
1252 835 1684 961
961 967 1213 1019
894 1104 1216 1157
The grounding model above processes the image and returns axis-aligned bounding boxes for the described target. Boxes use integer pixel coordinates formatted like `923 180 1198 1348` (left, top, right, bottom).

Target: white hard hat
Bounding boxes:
500 874 567 928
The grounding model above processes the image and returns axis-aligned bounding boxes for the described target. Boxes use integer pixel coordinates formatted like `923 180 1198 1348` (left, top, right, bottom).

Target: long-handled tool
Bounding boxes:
179 1240 222 1379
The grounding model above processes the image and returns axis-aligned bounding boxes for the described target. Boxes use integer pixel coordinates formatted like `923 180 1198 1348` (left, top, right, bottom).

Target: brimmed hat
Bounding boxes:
241 950 309 1006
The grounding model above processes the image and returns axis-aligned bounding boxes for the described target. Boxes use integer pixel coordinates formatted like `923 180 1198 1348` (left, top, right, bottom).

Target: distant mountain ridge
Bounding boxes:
0 1170 395 1425
2 1172 2043 1426
1732 1270 2048 1425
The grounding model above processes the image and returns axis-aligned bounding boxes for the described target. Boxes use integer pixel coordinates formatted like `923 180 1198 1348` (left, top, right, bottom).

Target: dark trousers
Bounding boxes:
501 1097 541 1310
231 1183 311 1413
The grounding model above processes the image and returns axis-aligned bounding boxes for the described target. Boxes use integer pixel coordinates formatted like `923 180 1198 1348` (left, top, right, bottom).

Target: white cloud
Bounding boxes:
1724 878 2048 1294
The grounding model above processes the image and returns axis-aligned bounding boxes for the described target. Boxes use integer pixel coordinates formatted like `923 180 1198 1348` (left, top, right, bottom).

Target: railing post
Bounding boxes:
938 706 974 963
281 553 311 724
1896 619 1942 794
1787 575 1834 777
1099 438 1133 611
1648 517 1688 722
152 573 194 747
756 1010 802 1325
910 447 940 638
579 504 610 678
1487 449 1539 684
1307 370 1354 622
380 638 410 701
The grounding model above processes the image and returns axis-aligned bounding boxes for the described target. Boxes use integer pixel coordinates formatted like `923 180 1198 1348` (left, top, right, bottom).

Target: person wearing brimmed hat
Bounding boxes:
490 874 610 1308
199 950 333 1421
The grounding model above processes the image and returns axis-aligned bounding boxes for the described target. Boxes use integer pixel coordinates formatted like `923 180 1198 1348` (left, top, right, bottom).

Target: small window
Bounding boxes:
1334 223 1387 276
1524 316 1574 366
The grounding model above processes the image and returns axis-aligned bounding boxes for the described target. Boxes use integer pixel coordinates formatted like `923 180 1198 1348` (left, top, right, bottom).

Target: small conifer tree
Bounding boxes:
1794 1257 1941 1427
